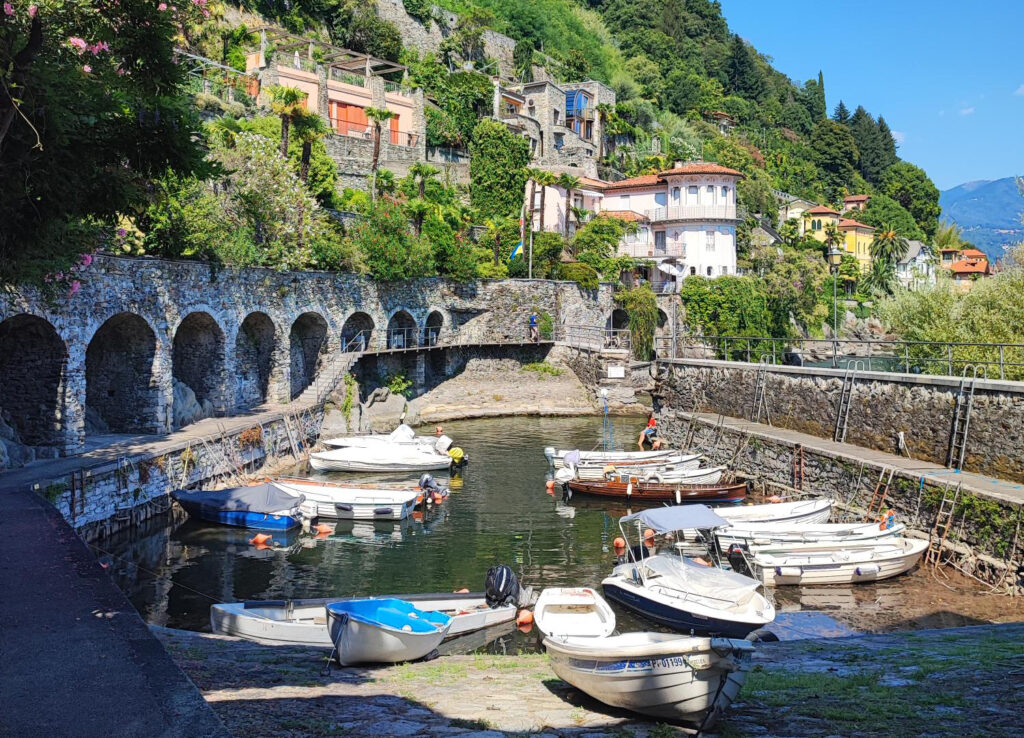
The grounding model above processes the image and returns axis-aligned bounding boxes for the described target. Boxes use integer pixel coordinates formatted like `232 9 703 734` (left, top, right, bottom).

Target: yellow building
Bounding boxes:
802 205 840 240
839 218 875 272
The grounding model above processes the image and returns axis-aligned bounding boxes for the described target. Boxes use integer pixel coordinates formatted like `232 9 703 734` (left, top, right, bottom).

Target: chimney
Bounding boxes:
673 160 684 168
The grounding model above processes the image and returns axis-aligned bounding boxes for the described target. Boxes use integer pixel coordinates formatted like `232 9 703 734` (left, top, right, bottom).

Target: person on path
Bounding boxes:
638 417 658 449
528 311 539 343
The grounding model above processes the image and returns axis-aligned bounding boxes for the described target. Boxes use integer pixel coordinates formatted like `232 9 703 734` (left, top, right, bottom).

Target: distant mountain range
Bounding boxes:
939 177 1024 262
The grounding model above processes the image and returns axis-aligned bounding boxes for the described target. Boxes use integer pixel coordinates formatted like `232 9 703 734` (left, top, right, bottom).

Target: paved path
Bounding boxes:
690 411 1024 507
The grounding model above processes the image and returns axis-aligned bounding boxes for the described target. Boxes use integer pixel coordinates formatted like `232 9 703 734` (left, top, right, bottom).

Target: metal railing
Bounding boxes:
426 146 470 163
562 325 632 353
645 205 738 222
383 79 411 95
328 68 368 88
654 334 1024 381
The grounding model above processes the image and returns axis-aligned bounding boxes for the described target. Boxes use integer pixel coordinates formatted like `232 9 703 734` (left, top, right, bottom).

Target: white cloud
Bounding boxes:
1015 84 1024 96
959 106 975 116
892 130 906 145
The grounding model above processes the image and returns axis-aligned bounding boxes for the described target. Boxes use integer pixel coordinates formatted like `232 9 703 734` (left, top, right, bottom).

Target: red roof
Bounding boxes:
598 210 649 223
805 205 839 215
839 218 875 231
950 258 990 274
844 194 870 202
577 176 607 191
658 162 744 178
961 248 987 259
602 174 664 192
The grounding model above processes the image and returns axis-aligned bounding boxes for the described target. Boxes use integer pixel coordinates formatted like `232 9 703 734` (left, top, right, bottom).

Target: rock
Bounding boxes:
172 379 212 429
84 404 109 435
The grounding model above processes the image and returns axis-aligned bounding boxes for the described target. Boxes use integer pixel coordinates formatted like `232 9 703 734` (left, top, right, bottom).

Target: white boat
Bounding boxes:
545 447 677 468
571 453 703 481
326 598 451 665
534 587 616 639
544 632 755 729
597 465 726 486
322 424 434 450
211 592 516 647
272 481 419 520
750 537 929 586
309 441 454 473
715 498 832 526
602 506 775 638
716 521 906 549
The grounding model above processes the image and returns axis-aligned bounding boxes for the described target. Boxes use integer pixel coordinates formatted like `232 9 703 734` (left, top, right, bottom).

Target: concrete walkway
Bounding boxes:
690 411 1024 506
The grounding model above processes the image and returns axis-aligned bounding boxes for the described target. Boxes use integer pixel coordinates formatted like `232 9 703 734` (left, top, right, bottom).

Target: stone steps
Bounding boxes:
297 353 359 405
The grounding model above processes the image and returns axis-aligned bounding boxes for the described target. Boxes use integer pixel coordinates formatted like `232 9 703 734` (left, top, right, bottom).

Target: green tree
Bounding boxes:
483 216 514 266
557 173 582 240
833 100 851 125
725 34 765 101
861 254 897 297
933 221 964 253
870 225 910 266
365 107 396 202
855 193 925 241
348 196 432 280
881 162 941 239
875 115 899 170
469 119 531 218
268 85 308 159
810 120 859 200
799 71 826 122
291 108 330 184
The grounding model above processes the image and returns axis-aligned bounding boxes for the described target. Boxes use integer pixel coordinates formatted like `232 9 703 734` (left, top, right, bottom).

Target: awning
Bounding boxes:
658 262 683 277
620 504 729 532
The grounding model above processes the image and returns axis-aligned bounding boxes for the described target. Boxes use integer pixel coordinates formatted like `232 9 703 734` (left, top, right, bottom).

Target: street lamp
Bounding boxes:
827 244 843 367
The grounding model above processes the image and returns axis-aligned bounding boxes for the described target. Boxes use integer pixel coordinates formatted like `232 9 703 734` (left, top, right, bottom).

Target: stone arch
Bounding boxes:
290 312 329 399
172 311 226 427
85 313 158 434
386 310 417 349
341 311 375 352
0 314 67 447
424 310 444 346
235 312 277 408
607 308 629 331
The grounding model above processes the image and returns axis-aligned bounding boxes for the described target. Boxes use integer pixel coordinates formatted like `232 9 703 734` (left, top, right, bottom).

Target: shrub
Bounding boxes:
558 261 600 290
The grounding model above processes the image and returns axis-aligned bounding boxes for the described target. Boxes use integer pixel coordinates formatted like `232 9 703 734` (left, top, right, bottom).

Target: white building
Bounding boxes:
897 240 936 290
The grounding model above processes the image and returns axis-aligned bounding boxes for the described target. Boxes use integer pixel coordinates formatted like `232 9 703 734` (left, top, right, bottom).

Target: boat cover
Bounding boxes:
172 483 303 513
644 555 762 607
563 450 581 467
389 424 416 442
621 505 729 533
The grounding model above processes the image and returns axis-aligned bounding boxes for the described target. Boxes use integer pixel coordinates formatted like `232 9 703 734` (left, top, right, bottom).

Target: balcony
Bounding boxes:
618 240 686 259
645 205 738 223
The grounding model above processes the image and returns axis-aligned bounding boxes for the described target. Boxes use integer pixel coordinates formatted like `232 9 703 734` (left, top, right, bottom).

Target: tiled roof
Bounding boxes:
839 218 875 230
577 176 607 191
950 258 990 274
658 162 744 177
598 210 649 223
602 174 663 191
844 194 870 202
961 248 987 259
805 205 839 215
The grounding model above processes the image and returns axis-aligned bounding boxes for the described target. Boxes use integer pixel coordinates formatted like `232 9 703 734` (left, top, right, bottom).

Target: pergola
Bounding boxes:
251 26 406 79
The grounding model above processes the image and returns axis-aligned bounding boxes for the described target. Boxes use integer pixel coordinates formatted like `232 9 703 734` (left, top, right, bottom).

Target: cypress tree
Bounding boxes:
726 34 765 101
876 116 899 170
849 105 887 184
833 100 851 125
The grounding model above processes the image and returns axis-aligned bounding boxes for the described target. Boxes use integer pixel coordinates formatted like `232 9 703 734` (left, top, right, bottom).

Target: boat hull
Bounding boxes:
273 482 418 521
309 454 452 473
326 602 450 665
716 522 906 549
174 501 301 531
601 579 761 639
548 448 677 468
534 587 616 639
567 479 746 504
716 498 832 525
753 539 928 586
544 634 753 729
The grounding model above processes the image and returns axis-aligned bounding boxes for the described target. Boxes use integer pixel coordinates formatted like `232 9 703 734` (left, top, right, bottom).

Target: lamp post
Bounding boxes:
827 244 843 368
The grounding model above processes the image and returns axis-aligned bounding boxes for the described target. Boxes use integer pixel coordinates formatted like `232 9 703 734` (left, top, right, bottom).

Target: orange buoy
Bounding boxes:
613 536 626 550
432 493 444 505
412 511 424 522
249 533 272 546
315 523 334 535
453 587 470 594
545 480 555 491
516 609 534 626
768 495 783 504
517 622 534 634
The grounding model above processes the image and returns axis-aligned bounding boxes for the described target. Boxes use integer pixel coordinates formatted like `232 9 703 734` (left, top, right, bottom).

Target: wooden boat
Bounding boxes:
211 592 516 647
715 521 906 549
749 538 929 586
534 587 616 639
273 481 419 521
545 447 676 468
544 632 755 729
566 477 746 504
326 598 451 665
171 484 312 531
715 498 832 525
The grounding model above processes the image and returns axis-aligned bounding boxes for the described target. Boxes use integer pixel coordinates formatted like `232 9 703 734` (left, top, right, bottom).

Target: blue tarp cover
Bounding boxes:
620 504 729 532
172 483 303 514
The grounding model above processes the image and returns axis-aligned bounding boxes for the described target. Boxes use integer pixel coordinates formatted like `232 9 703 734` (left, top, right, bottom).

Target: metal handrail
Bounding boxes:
562 325 632 353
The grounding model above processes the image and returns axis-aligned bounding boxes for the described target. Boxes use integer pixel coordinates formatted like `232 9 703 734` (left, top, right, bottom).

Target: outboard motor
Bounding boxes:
726 544 752 577
485 564 520 608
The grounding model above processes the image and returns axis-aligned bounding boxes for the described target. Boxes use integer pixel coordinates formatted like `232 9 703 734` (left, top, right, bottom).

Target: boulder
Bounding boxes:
173 379 213 429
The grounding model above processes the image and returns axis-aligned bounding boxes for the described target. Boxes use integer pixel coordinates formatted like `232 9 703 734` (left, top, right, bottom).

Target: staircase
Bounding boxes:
298 352 360 406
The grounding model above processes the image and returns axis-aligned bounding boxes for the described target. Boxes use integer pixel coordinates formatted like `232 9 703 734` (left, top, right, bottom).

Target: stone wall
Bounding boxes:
0 255 615 467
656 359 1024 483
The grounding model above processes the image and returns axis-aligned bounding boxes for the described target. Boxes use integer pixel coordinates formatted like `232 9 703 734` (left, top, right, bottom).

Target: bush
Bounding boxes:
347 197 433 281
558 261 600 290
469 119 531 218
615 284 659 360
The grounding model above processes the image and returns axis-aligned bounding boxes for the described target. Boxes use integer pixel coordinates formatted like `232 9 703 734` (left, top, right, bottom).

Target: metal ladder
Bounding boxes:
926 484 961 567
749 360 772 425
864 467 895 522
792 444 805 491
832 362 862 443
946 367 980 470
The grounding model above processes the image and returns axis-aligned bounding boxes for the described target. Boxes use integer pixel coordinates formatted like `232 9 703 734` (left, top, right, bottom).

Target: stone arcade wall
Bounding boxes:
656 359 1024 483
0 255 614 467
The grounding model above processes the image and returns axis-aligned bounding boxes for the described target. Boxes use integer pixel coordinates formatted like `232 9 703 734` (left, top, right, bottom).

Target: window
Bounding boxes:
621 194 630 209
688 186 698 195
706 230 715 251
707 185 715 195
721 265 728 275
690 266 696 275
706 266 713 276
672 187 680 202
554 132 564 151
722 186 729 199
553 109 560 125
654 231 666 251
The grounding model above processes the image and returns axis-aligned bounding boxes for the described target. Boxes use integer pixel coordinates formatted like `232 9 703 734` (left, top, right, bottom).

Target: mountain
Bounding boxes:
940 177 1024 262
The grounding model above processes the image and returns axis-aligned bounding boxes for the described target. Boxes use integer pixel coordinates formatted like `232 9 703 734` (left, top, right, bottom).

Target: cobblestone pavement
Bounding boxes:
156 622 1024 737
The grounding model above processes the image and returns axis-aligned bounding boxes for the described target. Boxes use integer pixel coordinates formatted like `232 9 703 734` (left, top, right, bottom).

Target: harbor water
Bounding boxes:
100 415 1014 645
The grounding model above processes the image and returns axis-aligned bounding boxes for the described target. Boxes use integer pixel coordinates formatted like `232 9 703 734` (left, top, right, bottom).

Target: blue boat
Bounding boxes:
171 483 308 531
326 598 452 665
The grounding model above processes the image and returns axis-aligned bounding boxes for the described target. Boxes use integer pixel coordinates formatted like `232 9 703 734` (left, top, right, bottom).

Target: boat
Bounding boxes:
322 424 435 450
545 447 677 468
566 478 746 504
309 436 458 473
601 506 775 638
171 483 314 531
570 453 703 481
534 587 616 639
715 498 832 525
544 631 755 729
746 538 929 586
326 598 452 665
272 481 419 521
211 592 516 647
715 520 906 549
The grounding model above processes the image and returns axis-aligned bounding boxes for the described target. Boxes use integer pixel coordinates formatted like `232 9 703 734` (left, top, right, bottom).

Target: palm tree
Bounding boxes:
823 221 844 255
407 198 431 236
484 216 512 266
408 162 440 200
291 109 329 183
535 171 557 233
365 106 396 201
863 256 897 297
557 173 581 239
870 225 910 267
524 167 543 238
206 115 243 148
932 221 962 260
267 85 308 158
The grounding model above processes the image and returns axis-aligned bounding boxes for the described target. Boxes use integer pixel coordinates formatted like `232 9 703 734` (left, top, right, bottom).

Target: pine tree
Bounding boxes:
726 34 766 101
833 100 851 125
876 116 899 171
849 106 888 185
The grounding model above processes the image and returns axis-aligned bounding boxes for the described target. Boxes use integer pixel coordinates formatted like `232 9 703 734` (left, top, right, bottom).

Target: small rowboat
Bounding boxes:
534 587 616 639
571 453 703 480
326 599 451 665
273 481 419 521
716 521 906 550
715 498 832 525
310 445 454 473
749 538 929 586
566 478 747 504
545 447 676 468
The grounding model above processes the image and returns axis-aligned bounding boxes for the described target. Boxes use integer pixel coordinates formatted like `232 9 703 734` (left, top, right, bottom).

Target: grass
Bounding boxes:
391 660 469 681
521 361 564 377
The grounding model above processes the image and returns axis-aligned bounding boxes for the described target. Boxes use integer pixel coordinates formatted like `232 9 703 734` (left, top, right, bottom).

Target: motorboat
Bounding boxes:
272 481 419 521
322 424 434 450
566 478 745 505
211 592 516 647
310 435 458 473
171 483 314 531
716 520 906 549
326 598 451 665
544 631 755 729
570 453 703 481
745 538 929 586
601 506 775 638
545 447 676 468
534 587 616 639
715 498 832 525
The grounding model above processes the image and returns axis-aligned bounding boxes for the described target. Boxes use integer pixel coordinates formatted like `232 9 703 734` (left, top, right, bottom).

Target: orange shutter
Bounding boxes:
390 114 400 145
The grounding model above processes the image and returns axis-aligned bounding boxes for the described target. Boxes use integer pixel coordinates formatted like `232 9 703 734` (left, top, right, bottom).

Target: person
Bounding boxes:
434 425 444 437
528 311 539 343
638 417 658 449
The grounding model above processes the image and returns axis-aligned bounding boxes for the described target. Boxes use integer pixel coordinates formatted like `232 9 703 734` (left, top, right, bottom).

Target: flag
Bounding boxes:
509 241 523 262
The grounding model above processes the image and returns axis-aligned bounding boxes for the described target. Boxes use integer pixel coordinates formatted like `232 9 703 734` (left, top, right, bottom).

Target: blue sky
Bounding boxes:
721 1 1022 190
